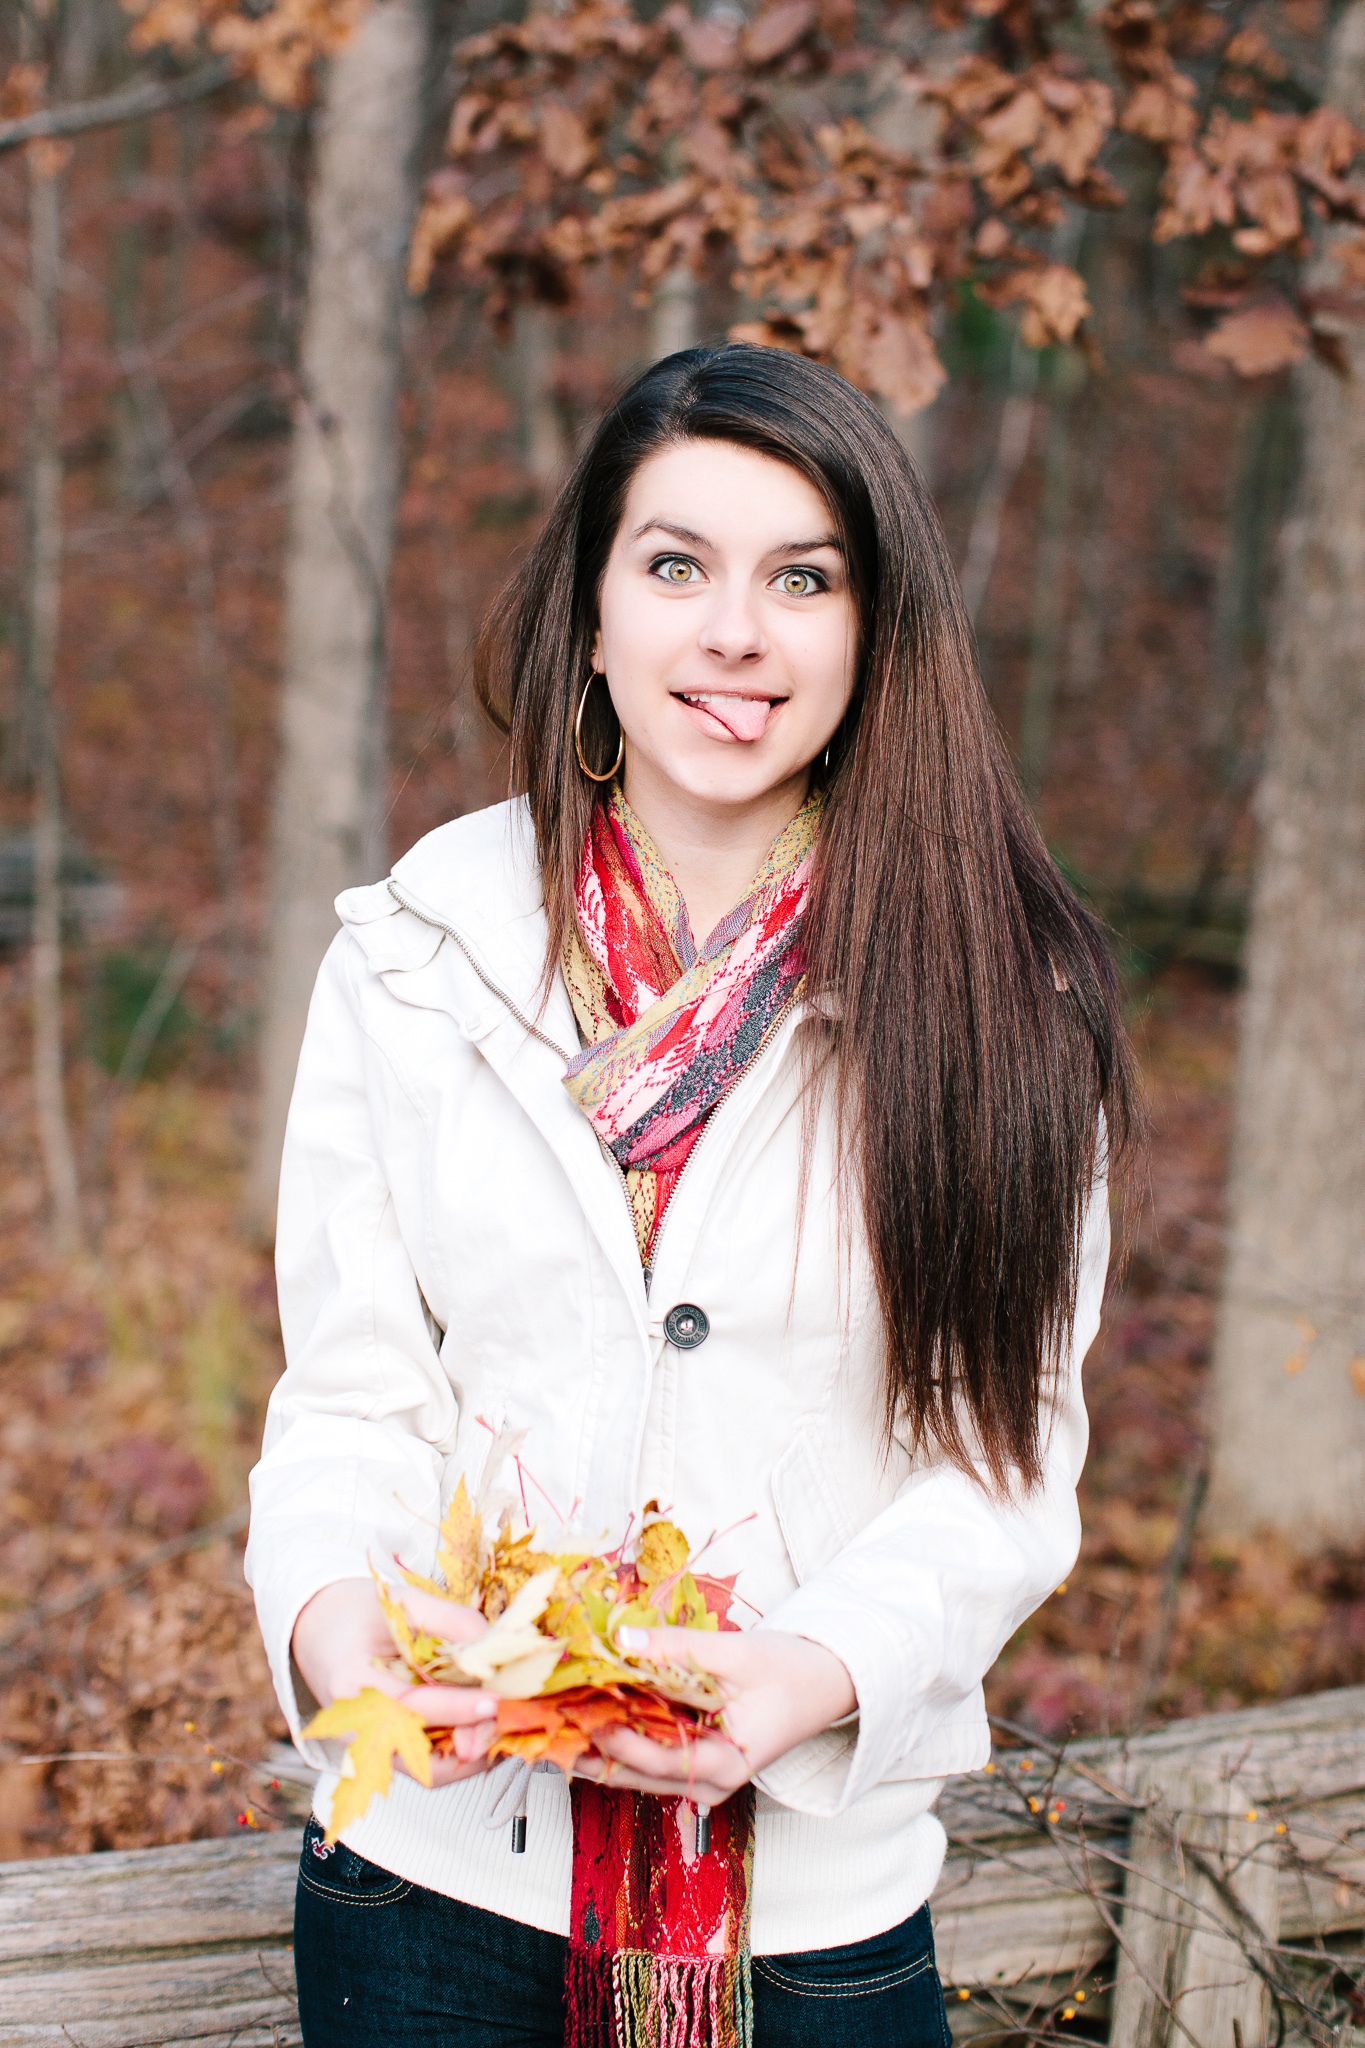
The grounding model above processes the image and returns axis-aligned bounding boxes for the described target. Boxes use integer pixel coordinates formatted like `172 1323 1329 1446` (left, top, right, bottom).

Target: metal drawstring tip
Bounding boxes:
511 1815 527 1854
694 1805 711 1855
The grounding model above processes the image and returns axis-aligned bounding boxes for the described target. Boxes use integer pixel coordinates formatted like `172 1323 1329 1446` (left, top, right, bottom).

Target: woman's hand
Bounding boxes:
574 1627 856 1806
292 1578 500 1786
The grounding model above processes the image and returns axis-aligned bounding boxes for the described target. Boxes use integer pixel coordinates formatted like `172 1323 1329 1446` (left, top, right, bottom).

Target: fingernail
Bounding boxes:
618 1626 650 1653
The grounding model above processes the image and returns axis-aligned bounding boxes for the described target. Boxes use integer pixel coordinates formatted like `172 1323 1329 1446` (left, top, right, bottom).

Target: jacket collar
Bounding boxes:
382 798 574 1053
347 796 825 1326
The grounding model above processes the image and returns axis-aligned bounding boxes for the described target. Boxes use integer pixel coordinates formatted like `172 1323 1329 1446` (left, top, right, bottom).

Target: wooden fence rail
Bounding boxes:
2 1685 1362 2047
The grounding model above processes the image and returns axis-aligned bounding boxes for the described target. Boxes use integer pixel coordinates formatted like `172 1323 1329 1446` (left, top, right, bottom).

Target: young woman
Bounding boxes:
246 342 1133 2048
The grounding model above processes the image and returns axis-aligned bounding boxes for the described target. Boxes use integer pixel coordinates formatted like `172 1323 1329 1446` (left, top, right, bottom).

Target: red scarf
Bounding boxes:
566 1782 756 2048
562 785 820 1266
559 791 821 2048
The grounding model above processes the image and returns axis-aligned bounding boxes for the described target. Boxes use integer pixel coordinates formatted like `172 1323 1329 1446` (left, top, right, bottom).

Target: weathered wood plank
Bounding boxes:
0 1950 300 2048
937 1684 1365 1845
933 1837 1115 1986
0 1834 298 1971
1280 1789 1365 1938
1109 1753 1283 2048
0 1686 1360 2047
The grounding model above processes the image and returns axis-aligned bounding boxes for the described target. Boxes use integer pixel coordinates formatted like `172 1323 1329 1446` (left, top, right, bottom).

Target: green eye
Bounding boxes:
777 569 822 596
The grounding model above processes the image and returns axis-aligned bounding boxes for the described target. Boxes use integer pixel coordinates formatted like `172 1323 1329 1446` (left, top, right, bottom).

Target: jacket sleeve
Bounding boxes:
243 932 458 1763
752 1172 1109 1816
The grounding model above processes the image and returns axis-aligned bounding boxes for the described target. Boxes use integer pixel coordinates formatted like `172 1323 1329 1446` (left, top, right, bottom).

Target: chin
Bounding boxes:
677 760 805 806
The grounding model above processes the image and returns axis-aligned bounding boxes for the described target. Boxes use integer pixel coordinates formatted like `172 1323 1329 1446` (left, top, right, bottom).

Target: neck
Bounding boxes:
619 759 812 945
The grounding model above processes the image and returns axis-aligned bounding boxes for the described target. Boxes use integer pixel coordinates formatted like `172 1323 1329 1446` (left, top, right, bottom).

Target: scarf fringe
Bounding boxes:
565 1944 754 2048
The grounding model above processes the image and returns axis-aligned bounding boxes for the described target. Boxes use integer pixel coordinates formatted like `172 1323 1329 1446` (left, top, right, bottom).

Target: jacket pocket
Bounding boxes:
769 1424 856 1584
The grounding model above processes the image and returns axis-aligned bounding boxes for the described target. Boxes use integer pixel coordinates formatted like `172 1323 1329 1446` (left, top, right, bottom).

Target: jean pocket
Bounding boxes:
298 1816 413 1907
754 1950 934 2000
754 1906 940 2001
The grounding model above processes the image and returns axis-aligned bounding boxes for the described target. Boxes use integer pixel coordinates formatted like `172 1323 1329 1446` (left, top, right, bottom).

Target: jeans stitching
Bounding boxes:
298 1867 413 1906
752 1953 933 1998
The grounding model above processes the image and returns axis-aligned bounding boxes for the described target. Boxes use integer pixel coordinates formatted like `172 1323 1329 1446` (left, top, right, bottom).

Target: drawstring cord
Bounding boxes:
483 1759 712 1856
482 1755 558 1853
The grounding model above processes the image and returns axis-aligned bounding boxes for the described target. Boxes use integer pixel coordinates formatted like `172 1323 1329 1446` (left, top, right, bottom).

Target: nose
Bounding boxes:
699 580 766 665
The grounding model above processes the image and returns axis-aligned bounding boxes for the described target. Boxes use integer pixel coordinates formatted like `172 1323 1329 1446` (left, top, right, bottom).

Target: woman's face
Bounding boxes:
593 438 858 814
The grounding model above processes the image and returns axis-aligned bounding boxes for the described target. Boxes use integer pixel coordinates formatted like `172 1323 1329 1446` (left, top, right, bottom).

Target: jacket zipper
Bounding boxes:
386 877 802 1302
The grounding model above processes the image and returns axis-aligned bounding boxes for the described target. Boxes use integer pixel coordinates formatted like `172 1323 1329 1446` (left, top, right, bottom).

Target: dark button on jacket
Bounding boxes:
663 1303 710 1349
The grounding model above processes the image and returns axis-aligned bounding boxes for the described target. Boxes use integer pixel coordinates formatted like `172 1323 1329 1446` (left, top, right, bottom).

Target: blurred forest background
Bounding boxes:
1 0 1363 1859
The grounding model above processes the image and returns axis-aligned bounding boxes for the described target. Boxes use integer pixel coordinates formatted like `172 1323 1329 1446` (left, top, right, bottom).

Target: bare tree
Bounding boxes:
512 300 569 499
1207 1 1365 1545
650 265 701 361
17 0 89 1266
249 0 434 1230
25 128 83 1260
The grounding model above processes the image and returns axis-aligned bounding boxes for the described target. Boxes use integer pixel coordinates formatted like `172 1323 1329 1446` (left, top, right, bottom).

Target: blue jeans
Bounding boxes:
295 1817 952 2046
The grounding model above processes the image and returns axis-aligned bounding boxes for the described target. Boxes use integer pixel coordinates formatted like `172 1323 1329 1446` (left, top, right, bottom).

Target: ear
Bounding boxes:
590 629 603 671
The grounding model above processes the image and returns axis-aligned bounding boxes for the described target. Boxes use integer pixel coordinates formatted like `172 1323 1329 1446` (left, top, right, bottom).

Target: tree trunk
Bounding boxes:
124 358 244 990
1206 1 1365 1545
650 263 700 361
1018 348 1082 801
249 0 432 1231
958 333 1038 630
26 144 83 1259
512 301 568 501
109 118 160 503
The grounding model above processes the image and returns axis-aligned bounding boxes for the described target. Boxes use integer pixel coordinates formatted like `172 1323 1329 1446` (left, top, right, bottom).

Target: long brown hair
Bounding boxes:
475 343 1136 1492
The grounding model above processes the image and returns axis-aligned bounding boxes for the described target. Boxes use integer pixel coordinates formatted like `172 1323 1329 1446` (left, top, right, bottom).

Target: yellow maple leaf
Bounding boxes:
661 1570 718 1630
303 1689 431 1843
374 1572 455 1681
436 1477 483 1606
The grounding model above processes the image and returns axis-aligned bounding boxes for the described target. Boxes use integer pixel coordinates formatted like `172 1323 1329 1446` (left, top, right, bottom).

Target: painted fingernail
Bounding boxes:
618 1626 650 1653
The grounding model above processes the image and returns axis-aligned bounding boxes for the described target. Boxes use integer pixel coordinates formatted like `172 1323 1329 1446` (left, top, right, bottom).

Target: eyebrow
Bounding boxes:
631 518 842 556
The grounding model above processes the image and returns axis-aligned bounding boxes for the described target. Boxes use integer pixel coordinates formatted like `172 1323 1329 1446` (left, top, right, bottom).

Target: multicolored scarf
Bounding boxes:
562 785 823 1265
567 1782 757 2048
558 787 821 2048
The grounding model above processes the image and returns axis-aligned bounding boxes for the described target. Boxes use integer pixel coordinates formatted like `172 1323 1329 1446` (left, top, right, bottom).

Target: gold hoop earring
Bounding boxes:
575 673 624 783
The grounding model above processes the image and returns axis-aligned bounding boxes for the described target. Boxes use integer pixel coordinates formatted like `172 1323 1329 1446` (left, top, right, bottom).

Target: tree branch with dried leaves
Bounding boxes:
398 0 1365 409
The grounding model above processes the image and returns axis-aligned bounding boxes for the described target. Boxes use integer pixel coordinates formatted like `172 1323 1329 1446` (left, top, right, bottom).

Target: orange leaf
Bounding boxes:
1205 300 1308 376
744 0 819 65
693 1571 741 1628
540 100 594 180
0 62 44 122
851 311 947 416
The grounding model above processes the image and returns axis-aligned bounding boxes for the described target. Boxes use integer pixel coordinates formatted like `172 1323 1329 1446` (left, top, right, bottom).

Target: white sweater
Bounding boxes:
245 798 1108 1952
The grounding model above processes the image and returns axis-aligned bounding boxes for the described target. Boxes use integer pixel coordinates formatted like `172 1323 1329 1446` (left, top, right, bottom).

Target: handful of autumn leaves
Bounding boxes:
304 1479 736 1842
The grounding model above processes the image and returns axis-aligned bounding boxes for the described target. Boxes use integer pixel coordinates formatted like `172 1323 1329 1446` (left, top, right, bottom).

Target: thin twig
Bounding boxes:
1131 1457 1209 1731
0 59 236 154
0 1502 248 1661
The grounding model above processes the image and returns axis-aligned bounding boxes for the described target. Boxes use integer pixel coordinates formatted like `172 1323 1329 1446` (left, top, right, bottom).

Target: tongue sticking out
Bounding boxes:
692 694 773 742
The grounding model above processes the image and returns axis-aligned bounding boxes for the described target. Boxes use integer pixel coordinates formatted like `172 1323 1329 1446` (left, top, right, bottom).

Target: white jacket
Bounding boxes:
245 798 1109 1953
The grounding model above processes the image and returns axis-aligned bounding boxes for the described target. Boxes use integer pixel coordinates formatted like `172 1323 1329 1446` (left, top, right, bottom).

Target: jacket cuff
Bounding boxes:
248 1542 379 1764
753 1594 940 1814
